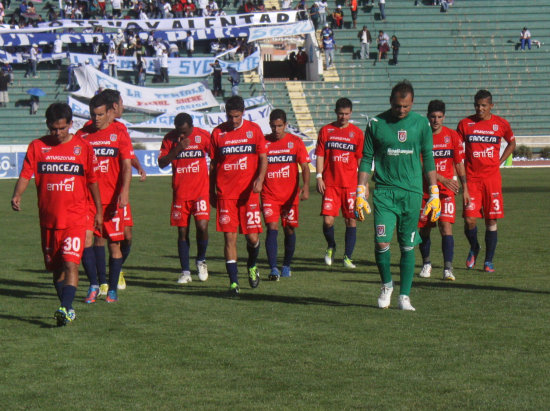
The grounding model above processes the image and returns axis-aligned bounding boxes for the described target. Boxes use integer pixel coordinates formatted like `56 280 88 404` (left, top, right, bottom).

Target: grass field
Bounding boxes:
1 168 549 410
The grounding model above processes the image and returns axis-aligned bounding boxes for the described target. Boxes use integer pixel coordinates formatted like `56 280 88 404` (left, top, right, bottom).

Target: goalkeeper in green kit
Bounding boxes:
355 81 440 311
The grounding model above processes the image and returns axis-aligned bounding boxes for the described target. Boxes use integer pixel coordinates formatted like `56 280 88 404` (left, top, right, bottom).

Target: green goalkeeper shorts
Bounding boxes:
373 187 423 247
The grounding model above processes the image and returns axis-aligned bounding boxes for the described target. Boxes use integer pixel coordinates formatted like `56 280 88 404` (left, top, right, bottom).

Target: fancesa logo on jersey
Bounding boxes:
176 160 200 174
38 162 84 175
47 176 75 192
267 165 290 179
220 144 255 155
267 154 296 164
93 146 119 158
98 159 110 173
223 157 247 171
326 141 356 151
433 149 452 158
176 150 204 159
468 135 499 144
331 151 350 163
472 146 495 158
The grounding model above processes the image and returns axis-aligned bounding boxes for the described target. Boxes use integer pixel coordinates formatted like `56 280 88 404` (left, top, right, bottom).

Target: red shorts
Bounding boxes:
262 196 299 228
101 203 126 241
216 193 263 234
321 186 356 219
463 177 504 220
171 196 210 227
122 203 134 227
418 192 456 228
41 226 86 271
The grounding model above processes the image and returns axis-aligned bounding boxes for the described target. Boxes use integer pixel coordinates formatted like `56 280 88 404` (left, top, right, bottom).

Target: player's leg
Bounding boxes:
281 203 299 278
241 194 262 288
321 187 338 266
217 199 240 294
106 240 123 302
417 196 432 277
438 220 455 280
341 187 358 268
195 218 209 281
177 225 192 284
93 208 108 293
265 221 280 280
484 219 498 272
121 227 132 264
482 177 504 272
82 229 99 302
463 180 482 269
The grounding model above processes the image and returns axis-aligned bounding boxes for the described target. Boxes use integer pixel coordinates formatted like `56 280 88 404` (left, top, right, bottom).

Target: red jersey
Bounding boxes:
75 121 134 205
210 119 266 200
19 135 98 229
159 127 211 201
316 122 364 188
457 114 514 179
263 132 311 202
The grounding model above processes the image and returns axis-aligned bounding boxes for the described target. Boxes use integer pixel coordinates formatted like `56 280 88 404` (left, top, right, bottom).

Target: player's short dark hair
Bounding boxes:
270 109 287 123
89 93 113 111
390 80 414 101
335 97 352 111
174 112 193 128
474 89 492 103
45 102 73 125
100 88 122 105
225 95 245 112
427 100 445 115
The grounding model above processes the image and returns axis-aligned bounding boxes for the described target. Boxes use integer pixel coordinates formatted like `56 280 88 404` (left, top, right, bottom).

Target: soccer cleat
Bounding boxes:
268 267 280 281
67 309 76 322
248 266 260 288
343 255 356 269
228 282 240 297
484 262 495 273
98 283 109 297
106 290 118 303
466 246 480 269
118 271 126 290
419 263 432 278
443 269 456 281
85 286 100 304
177 271 192 284
324 248 334 266
398 295 416 311
54 307 72 326
377 286 393 309
197 260 209 282
281 265 292 278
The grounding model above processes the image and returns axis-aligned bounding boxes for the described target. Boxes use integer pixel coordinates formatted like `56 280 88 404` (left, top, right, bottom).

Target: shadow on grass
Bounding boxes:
416 280 550 295
0 313 57 328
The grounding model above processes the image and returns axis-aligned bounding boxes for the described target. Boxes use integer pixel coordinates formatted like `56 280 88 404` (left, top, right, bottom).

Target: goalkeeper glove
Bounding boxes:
355 185 371 221
423 185 441 222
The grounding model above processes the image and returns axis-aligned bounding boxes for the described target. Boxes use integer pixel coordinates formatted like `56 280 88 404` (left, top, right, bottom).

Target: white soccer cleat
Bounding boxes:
324 248 334 266
197 261 209 282
177 271 192 284
398 295 416 311
443 268 456 281
377 286 393 309
419 263 432 278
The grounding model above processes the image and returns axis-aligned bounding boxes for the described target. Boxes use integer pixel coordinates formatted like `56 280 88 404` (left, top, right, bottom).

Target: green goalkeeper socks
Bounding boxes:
399 247 416 296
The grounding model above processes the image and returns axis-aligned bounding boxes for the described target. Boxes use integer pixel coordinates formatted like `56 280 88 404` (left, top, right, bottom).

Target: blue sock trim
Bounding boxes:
441 235 454 266
82 247 98 286
61 285 77 310
225 261 238 284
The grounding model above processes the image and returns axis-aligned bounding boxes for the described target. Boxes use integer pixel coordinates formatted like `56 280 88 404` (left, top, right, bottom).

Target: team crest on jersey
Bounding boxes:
73 145 81 155
349 132 355 138
246 131 253 139
493 124 499 131
376 224 386 236
288 142 294 149
444 135 450 144
194 135 201 144
110 134 117 142
220 214 231 225
398 130 407 142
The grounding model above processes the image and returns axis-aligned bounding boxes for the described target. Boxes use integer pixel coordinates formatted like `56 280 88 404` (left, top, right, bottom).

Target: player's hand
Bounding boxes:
138 168 147 182
177 135 190 151
463 187 470 208
300 186 309 201
316 176 325 195
442 177 459 193
423 185 441 222
252 177 263 193
11 196 21 211
94 212 103 233
118 191 129 208
354 184 371 221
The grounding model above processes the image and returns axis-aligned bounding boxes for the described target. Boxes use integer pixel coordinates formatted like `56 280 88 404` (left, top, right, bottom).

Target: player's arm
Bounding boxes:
11 177 30 211
118 158 132 208
315 154 326 195
436 171 459 193
88 181 103 232
299 162 310 201
455 162 469 206
131 157 147 182
209 158 217 208
158 136 190 169
253 152 267 193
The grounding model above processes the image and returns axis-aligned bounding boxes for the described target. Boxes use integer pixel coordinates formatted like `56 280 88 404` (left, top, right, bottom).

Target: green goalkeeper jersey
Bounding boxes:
359 110 436 195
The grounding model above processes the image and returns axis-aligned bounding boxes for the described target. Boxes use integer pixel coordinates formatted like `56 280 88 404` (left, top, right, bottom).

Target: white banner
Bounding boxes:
72 64 219 113
69 50 260 77
130 110 209 130
37 11 303 32
248 20 315 42
206 104 271 127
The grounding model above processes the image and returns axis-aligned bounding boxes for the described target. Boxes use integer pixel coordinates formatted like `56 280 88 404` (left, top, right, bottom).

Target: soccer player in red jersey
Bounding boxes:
262 109 311 280
316 97 364 268
158 112 211 284
75 93 134 303
210 95 267 295
418 100 469 281
11 103 102 326
457 90 516 272
101 89 146 291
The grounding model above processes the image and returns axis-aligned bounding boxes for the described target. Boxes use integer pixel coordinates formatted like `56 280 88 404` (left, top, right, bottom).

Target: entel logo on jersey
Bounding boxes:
398 130 407 142
473 146 495 158
267 165 290 179
331 151 350 163
223 157 247 171
98 159 110 173
176 160 200 174
436 162 447 173
47 176 75 192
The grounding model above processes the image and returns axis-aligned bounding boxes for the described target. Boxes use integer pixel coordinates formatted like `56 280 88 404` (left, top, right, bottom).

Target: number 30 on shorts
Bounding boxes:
63 237 81 252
